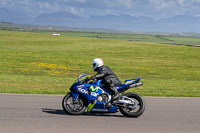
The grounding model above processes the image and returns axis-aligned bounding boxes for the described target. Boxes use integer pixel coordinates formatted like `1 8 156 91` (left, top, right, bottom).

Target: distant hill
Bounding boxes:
36 12 84 21
33 11 85 26
89 14 156 23
87 14 157 31
1 22 200 38
1 7 200 33
0 21 14 24
0 7 31 23
159 15 200 24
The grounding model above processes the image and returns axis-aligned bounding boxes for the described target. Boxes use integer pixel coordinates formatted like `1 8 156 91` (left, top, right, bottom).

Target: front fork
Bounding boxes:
69 92 95 112
68 92 79 103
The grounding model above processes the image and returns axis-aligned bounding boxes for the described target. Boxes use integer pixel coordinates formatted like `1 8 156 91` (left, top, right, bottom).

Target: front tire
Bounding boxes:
62 93 86 115
119 93 145 117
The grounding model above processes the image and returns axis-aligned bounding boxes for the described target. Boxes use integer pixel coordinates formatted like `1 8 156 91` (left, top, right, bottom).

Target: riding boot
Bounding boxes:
104 79 120 104
104 87 120 109
110 86 120 102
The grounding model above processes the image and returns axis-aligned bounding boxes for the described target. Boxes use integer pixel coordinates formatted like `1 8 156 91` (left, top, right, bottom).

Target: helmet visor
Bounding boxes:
92 63 96 68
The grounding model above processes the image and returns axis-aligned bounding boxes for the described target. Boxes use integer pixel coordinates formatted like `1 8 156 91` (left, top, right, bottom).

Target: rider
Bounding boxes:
85 58 122 102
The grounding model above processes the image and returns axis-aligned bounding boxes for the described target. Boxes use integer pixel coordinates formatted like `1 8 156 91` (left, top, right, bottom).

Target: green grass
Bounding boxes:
0 30 200 97
33 31 200 46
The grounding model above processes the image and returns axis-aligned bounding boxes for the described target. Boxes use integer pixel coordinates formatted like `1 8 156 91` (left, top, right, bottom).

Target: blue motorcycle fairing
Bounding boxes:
70 82 105 101
89 78 141 92
69 81 118 113
90 103 119 113
116 78 141 90
125 78 140 83
68 76 141 113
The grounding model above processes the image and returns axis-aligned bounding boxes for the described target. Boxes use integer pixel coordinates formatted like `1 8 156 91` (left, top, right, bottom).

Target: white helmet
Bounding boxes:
92 58 104 71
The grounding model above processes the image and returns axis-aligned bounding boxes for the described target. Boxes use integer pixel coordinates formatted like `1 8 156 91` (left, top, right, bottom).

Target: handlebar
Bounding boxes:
80 79 87 83
80 78 96 84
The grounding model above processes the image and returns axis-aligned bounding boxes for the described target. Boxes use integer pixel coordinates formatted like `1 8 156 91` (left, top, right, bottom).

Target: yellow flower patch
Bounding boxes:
31 62 79 71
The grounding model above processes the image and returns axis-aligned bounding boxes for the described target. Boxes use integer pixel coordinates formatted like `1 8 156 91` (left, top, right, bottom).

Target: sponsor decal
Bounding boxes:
91 92 98 97
77 85 88 94
125 80 133 85
88 100 97 112
89 86 99 97
77 85 99 97
91 109 108 112
90 86 99 92
77 85 84 88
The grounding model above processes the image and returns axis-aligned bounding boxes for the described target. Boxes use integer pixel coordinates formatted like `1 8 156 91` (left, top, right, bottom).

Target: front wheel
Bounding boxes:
62 93 86 115
119 92 145 117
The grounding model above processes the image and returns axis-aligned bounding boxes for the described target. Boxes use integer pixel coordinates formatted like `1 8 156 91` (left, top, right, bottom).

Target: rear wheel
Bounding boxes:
119 93 145 117
62 93 86 115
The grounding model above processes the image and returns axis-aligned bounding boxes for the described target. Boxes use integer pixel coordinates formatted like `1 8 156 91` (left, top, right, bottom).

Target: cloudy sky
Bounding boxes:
1 0 200 18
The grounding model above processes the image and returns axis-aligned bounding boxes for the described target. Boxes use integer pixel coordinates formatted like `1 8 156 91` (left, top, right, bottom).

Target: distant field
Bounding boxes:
0 30 200 97
33 31 200 46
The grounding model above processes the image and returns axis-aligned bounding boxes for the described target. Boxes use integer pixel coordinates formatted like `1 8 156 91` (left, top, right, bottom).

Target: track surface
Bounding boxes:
0 93 200 133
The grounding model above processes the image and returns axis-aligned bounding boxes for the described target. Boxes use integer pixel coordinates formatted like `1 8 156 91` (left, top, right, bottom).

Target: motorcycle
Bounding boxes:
62 73 145 117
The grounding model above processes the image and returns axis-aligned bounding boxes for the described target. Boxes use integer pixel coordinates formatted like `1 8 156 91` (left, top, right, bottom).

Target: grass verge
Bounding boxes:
0 30 200 96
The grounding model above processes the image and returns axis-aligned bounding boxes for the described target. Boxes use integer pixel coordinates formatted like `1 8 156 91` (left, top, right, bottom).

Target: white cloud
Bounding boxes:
60 0 86 3
38 2 51 9
65 6 77 14
191 0 200 2
76 0 86 2
0 0 9 6
1 0 200 18
177 0 186 6
148 0 174 11
104 0 135 9
124 0 135 9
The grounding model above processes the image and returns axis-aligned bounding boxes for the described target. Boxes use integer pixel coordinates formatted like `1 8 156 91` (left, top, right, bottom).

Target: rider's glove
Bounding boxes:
84 76 96 82
85 77 90 82
90 75 96 80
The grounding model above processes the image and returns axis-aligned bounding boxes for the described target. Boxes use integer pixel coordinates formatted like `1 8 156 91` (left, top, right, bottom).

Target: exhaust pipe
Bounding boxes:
129 82 143 88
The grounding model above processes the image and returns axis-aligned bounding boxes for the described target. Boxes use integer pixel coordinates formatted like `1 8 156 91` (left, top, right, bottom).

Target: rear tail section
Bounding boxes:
117 78 143 93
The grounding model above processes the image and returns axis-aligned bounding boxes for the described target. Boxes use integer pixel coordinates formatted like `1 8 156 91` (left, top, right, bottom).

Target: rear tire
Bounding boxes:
62 93 86 115
119 92 145 117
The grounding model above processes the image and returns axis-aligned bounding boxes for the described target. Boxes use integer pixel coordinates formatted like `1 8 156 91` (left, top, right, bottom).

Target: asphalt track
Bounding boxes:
0 93 200 133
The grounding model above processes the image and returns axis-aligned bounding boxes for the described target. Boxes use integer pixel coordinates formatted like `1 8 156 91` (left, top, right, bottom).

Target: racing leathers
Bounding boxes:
86 66 122 101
